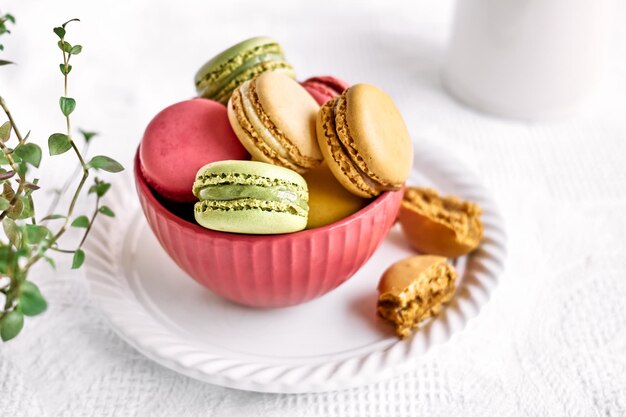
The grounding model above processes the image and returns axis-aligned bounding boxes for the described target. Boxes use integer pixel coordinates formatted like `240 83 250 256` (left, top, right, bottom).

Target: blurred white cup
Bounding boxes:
443 0 614 120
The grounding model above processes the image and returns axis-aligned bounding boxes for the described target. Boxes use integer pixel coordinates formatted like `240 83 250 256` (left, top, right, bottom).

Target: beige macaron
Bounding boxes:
228 71 323 174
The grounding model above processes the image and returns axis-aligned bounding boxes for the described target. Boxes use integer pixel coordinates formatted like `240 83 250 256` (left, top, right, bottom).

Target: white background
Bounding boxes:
1 0 626 415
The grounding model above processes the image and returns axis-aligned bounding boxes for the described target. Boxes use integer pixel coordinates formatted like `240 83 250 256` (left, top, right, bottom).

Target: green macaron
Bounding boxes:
192 160 308 234
195 37 296 105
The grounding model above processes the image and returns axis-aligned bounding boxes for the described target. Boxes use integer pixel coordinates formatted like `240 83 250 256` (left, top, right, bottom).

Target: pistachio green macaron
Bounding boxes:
192 160 308 234
195 37 296 105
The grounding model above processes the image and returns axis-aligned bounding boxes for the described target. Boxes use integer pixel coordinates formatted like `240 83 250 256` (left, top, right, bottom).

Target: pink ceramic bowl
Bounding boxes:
134 151 403 308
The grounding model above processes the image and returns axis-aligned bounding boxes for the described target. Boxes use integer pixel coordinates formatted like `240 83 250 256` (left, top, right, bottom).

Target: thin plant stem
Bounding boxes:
0 97 24 144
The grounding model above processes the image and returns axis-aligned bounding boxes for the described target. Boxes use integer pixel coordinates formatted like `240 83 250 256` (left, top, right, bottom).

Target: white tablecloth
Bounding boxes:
2 1 625 415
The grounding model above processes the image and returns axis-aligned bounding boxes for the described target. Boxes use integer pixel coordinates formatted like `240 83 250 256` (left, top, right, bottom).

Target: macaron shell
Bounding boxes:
140 99 249 202
343 84 413 187
194 205 307 234
255 72 323 164
377 255 448 296
303 164 368 229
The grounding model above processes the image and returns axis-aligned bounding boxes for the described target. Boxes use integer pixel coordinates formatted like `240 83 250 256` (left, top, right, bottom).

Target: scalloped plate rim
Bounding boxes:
85 139 506 393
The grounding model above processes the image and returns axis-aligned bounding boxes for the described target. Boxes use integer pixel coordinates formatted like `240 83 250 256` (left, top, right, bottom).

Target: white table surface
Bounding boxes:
2 1 626 415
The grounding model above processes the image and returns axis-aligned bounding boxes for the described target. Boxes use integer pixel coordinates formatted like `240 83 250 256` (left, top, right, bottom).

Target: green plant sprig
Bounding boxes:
0 16 124 341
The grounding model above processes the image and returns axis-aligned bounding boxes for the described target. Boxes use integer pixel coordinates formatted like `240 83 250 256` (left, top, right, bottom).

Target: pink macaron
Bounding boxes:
300 76 350 105
140 98 249 203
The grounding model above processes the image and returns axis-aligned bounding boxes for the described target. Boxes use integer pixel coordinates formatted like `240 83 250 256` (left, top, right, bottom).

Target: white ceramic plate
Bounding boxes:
85 140 506 393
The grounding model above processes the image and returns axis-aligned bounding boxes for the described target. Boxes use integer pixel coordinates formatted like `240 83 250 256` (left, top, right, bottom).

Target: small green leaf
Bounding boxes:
58 40 72 53
16 161 28 177
0 310 24 341
0 153 9 165
59 97 76 117
89 181 111 197
98 206 115 217
59 63 72 75
71 215 89 228
2 217 21 248
43 256 56 269
48 133 72 155
79 129 97 143
14 143 42 168
41 214 66 221
0 196 9 210
53 26 65 39
6 196 22 220
19 282 48 317
24 224 50 244
0 121 10 142
87 156 124 173
5 14 15 24
70 45 82 55
72 249 85 269
17 195 33 219
0 60 14 66
61 18 80 28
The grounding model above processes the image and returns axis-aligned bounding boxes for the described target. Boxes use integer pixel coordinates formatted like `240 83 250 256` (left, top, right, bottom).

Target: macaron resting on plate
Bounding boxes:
195 37 295 104
316 84 413 198
192 160 309 234
140 99 249 203
228 72 323 174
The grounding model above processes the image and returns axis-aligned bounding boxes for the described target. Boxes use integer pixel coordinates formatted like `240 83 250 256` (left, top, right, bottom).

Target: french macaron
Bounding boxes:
316 84 413 198
195 37 295 105
192 160 309 234
228 71 323 174
303 164 368 229
301 76 350 105
140 99 249 203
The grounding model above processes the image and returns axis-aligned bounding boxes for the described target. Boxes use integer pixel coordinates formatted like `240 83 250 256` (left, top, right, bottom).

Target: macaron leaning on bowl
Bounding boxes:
316 83 414 198
195 37 296 105
139 98 249 203
227 71 323 174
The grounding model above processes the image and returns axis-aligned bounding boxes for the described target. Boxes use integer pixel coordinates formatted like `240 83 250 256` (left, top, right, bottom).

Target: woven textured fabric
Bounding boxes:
2 0 626 415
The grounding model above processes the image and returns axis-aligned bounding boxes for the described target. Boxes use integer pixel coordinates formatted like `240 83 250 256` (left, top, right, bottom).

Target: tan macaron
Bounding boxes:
303 163 369 229
398 187 484 258
228 71 323 174
377 255 457 339
316 84 413 198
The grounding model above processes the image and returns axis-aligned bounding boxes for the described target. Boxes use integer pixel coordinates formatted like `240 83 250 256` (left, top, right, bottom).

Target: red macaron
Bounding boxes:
300 76 350 105
140 98 249 202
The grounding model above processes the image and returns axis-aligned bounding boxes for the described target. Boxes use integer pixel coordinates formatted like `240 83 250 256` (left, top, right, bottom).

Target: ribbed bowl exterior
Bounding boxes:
134 152 402 308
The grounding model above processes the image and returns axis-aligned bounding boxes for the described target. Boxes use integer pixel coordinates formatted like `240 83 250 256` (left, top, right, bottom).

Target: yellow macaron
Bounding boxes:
303 164 368 229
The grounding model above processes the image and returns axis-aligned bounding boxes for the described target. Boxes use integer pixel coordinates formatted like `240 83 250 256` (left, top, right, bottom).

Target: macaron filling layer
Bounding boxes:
197 184 308 212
